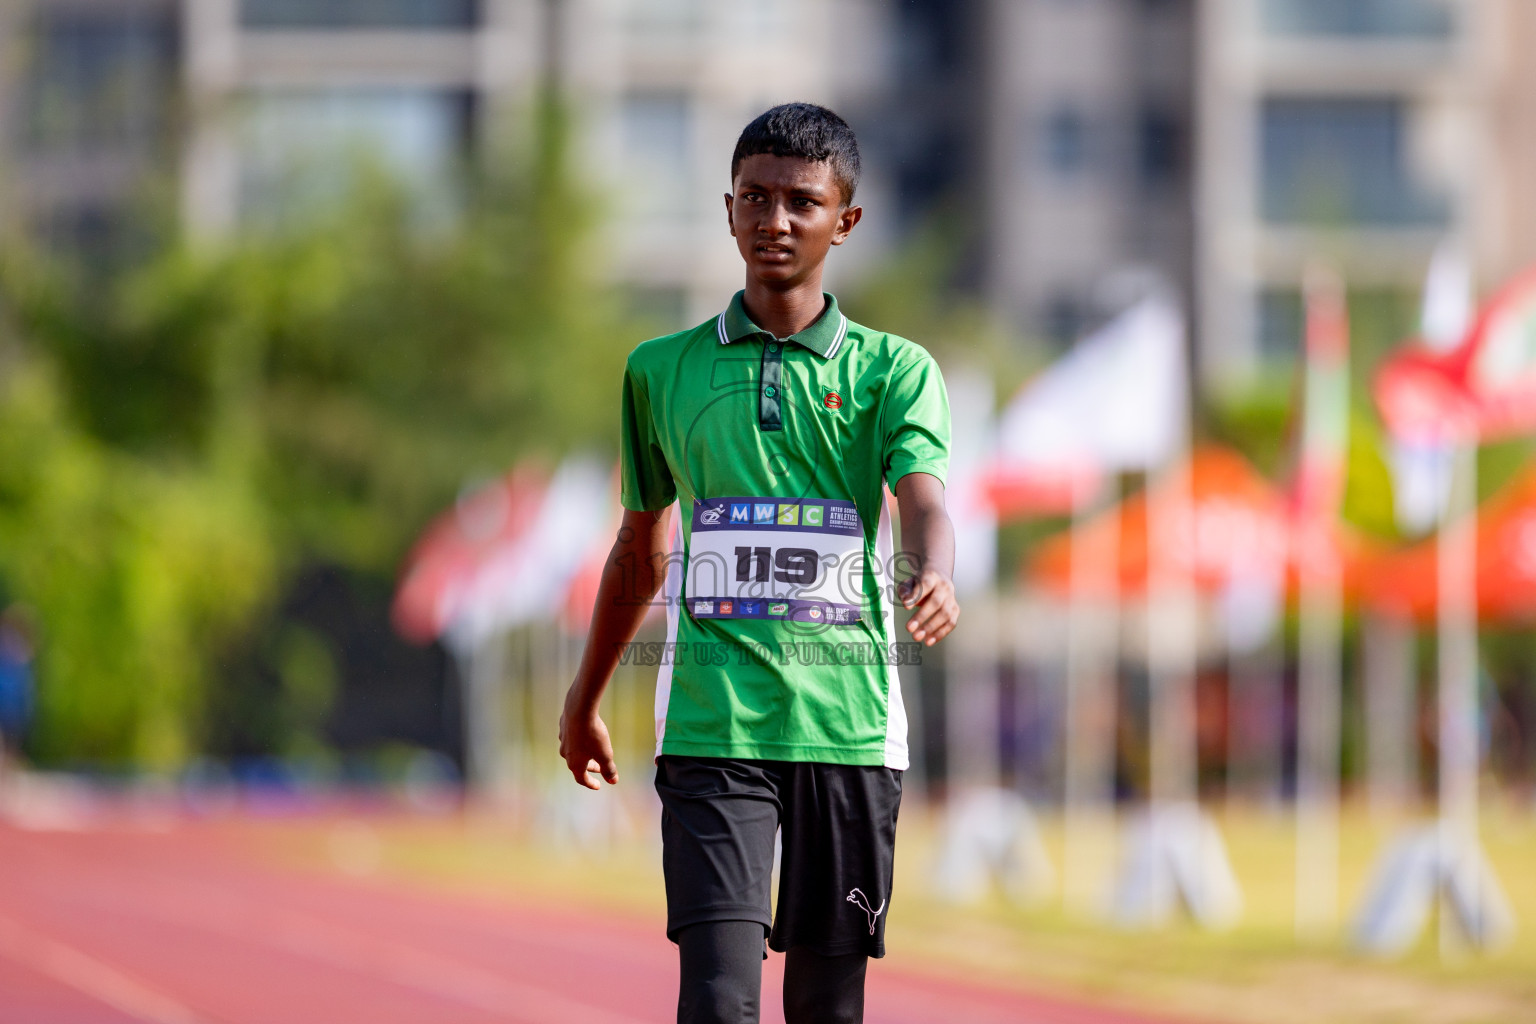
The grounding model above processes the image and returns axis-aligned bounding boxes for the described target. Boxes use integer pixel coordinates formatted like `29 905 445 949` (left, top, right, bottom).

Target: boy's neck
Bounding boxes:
741 277 828 339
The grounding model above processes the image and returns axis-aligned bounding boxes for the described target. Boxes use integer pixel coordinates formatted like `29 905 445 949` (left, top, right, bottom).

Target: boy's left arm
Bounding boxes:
893 472 959 645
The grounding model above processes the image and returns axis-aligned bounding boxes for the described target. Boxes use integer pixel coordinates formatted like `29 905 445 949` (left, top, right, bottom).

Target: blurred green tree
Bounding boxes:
0 98 637 769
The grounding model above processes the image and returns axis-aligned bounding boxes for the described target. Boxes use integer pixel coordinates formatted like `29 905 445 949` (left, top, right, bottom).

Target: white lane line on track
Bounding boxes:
0 914 217 1024
54 873 658 1024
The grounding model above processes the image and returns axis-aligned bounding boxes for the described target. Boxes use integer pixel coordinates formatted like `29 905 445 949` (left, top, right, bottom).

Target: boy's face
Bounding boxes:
725 154 862 290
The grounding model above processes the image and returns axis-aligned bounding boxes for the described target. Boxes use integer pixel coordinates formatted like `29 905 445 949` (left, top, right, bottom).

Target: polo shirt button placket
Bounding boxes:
759 334 784 432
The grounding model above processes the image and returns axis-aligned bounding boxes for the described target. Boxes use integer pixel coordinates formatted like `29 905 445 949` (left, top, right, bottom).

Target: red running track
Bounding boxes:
0 819 1197 1024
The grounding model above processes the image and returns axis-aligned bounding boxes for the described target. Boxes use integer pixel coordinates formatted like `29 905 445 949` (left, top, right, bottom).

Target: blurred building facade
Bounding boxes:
178 0 539 241
545 0 889 325
1491 0 1536 283
0 0 181 262
1196 0 1511 387
981 0 1198 351
3 0 1535 388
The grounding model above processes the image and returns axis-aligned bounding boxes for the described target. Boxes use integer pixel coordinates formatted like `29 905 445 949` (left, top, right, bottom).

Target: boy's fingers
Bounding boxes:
907 582 958 644
593 734 620 785
574 758 602 790
569 761 593 788
906 580 950 629
907 592 945 630
908 609 947 643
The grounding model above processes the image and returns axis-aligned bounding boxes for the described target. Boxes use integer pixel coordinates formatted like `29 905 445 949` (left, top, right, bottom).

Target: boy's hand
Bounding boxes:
559 690 619 790
898 569 959 646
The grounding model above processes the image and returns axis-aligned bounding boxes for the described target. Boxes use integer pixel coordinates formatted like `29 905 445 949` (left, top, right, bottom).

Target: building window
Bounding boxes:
1138 109 1183 189
238 88 473 225
620 92 693 219
1261 0 1452 39
1257 289 1302 361
21 6 177 154
1040 107 1090 177
239 0 479 29
1260 98 1447 226
34 203 152 276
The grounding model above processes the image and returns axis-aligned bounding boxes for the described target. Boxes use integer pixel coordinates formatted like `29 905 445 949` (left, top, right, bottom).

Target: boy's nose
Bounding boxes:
766 201 792 234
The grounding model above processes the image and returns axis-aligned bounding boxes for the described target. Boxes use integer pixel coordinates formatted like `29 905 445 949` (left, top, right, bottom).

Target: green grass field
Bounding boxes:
245 798 1536 1024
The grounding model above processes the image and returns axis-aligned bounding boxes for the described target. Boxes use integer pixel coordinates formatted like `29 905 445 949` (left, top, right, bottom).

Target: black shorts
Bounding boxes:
654 755 902 958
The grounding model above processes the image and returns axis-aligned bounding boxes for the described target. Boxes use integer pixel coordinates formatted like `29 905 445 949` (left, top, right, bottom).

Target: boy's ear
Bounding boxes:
724 192 736 237
830 203 863 246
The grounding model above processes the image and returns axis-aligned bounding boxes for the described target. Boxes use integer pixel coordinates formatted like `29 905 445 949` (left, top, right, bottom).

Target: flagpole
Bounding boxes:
1292 265 1349 940
1356 246 1517 955
1362 612 1416 820
1061 474 1118 916
457 628 509 799
1437 442 1478 955
1147 466 1197 815
988 293 1188 916
1225 577 1286 813
1294 518 1344 937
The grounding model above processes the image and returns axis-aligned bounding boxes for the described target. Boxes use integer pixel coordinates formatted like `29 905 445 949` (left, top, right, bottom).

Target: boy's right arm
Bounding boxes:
558 505 674 789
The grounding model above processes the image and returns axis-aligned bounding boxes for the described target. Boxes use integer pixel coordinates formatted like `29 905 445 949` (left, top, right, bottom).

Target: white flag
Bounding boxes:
1390 242 1472 535
996 294 1187 477
448 455 614 651
1421 243 1473 352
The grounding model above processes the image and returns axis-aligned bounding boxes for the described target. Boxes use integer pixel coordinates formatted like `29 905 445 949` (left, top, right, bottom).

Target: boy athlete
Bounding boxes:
559 103 958 1024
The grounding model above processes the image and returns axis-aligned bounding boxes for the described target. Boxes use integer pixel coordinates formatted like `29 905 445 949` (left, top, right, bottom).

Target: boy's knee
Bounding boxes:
680 974 758 1024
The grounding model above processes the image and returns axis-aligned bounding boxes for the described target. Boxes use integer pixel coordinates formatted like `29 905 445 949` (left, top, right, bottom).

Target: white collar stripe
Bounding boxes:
716 313 728 345
826 316 848 358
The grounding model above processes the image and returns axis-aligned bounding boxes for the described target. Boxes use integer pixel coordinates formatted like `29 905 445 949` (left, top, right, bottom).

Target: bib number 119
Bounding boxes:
735 546 818 585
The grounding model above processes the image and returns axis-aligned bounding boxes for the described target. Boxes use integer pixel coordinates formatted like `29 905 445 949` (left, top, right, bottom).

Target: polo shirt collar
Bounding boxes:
716 290 849 358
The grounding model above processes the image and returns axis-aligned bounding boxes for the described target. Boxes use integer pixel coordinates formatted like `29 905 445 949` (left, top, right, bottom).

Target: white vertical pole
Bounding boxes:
947 594 1001 790
1147 467 1199 814
1437 443 1479 955
1294 531 1344 938
1363 613 1418 820
1227 618 1286 814
1292 264 1350 940
508 625 529 794
459 630 509 798
1061 479 1119 914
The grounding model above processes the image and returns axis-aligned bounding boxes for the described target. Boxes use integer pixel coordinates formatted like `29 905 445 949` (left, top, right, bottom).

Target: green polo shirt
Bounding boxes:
618 290 950 768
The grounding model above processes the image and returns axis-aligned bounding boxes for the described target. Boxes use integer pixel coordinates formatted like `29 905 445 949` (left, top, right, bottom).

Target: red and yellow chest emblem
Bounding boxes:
823 391 843 409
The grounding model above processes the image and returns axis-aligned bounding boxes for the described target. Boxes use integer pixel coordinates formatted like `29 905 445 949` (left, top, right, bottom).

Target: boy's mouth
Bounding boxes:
756 243 794 260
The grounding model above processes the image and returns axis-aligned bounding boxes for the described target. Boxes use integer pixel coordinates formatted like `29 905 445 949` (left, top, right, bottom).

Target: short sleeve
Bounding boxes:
881 352 951 492
618 358 677 511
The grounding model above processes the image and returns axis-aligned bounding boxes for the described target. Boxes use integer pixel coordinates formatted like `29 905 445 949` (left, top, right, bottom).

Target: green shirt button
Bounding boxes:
764 385 777 397
768 343 779 353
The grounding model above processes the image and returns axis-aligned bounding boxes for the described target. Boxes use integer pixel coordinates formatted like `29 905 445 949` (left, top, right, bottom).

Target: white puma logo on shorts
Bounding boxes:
846 888 885 935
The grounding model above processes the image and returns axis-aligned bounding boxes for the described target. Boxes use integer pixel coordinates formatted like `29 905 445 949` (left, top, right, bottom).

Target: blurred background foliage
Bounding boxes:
0 101 643 769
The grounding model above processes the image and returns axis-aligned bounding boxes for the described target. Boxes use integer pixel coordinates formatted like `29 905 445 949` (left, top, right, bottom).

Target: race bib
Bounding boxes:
685 497 866 624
